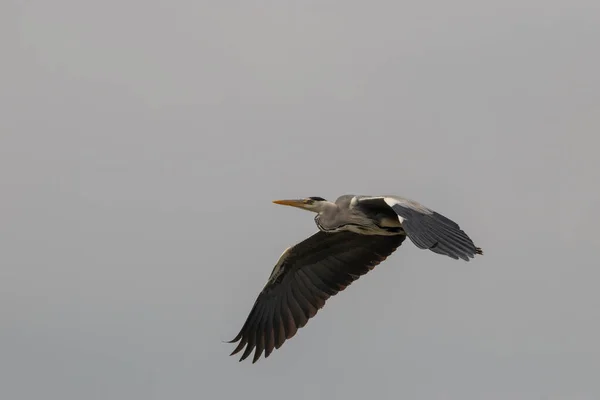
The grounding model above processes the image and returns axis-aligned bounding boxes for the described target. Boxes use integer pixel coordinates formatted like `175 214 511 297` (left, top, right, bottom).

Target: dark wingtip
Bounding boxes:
228 335 247 357
229 347 242 357
475 247 483 255
227 330 243 343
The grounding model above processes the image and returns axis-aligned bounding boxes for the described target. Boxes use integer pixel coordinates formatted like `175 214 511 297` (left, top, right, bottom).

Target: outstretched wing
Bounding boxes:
357 196 483 261
228 231 405 363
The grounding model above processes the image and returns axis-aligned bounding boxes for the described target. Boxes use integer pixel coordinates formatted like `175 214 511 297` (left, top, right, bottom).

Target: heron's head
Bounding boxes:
272 197 332 213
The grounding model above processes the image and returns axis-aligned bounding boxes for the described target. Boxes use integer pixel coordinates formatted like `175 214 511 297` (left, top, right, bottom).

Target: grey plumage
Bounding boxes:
357 196 482 261
229 194 483 363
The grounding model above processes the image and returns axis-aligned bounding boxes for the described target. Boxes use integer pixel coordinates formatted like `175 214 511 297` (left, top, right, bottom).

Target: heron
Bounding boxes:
228 194 483 363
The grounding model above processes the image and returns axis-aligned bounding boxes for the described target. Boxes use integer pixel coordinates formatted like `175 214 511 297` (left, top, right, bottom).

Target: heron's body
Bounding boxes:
314 195 403 235
229 194 483 363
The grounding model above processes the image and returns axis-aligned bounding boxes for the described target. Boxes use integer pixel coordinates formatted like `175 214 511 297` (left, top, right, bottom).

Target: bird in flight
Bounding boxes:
228 195 483 363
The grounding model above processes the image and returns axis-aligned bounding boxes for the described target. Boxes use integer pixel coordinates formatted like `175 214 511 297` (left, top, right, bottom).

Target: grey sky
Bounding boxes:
2 1 600 399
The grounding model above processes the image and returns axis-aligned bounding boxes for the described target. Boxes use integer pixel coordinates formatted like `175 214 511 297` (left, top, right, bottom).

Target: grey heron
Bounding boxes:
229 195 483 363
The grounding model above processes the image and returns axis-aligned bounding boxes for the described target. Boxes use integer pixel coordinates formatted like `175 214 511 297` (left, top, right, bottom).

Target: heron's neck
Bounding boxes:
313 202 341 232
316 201 338 216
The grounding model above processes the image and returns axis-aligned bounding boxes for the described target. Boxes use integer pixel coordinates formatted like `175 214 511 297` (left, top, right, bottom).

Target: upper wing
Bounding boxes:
357 196 483 261
228 231 405 363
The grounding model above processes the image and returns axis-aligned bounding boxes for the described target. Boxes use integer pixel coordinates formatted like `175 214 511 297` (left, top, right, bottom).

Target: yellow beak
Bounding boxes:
272 199 308 209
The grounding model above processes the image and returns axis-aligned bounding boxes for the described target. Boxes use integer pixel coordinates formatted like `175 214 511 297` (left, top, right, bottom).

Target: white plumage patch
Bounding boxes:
265 246 291 285
357 195 433 224
382 197 405 223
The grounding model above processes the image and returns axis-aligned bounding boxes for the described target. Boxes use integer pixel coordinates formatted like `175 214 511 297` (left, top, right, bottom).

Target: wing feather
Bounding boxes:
357 196 483 261
262 302 275 358
228 231 404 363
272 300 285 350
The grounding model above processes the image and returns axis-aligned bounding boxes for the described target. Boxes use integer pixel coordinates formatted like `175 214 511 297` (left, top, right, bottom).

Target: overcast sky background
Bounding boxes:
2 1 600 399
